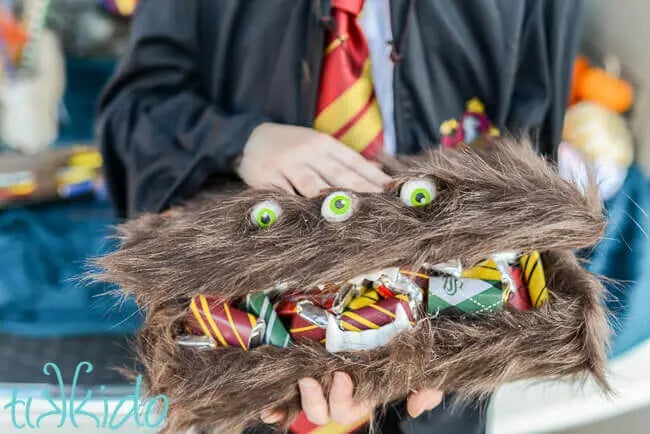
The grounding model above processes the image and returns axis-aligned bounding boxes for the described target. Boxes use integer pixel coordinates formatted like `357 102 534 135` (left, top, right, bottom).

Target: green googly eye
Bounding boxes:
400 178 437 207
250 200 282 229
321 191 355 222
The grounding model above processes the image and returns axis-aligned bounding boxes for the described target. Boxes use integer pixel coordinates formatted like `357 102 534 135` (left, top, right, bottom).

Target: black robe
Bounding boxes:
96 0 583 219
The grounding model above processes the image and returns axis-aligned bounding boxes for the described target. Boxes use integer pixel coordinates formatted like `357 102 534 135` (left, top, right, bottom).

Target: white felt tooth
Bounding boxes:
325 305 412 353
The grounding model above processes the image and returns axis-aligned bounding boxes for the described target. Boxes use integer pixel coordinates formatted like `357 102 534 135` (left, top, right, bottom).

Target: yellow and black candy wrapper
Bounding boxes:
187 295 264 350
521 251 549 307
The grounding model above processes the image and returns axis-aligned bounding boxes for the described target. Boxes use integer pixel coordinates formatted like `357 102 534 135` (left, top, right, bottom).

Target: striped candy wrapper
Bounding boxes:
504 266 532 311
399 269 430 290
464 259 531 311
187 295 263 350
462 259 502 282
244 292 291 348
339 294 415 331
521 251 549 308
275 285 338 314
346 286 381 310
289 314 326 343
427 276 503 315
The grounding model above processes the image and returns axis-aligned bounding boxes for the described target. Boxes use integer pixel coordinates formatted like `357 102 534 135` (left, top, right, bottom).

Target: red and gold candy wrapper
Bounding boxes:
281 300 328 343
504 266 532 311
521 251 549 307
399 269 430 291
289 315 327 343
187 295 263 350
339 295 415 331
277 285 339 311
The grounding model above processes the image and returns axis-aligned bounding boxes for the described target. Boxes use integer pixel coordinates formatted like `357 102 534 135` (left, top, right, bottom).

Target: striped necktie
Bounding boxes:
314 0 384 158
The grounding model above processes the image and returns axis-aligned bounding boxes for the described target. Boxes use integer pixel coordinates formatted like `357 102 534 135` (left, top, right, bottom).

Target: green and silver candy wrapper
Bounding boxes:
245 292 292 348
427 275 503 316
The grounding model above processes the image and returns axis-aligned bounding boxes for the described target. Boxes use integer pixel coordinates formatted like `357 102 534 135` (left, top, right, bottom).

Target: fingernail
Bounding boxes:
332 371 348 386
298 378 318 390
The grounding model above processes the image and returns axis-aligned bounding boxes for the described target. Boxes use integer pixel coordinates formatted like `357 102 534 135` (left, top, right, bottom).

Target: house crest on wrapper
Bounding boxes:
440 98 501 148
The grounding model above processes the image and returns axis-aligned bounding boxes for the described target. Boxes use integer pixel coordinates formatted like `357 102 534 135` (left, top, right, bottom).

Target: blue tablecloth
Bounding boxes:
588 165 650 357
0 200 141 335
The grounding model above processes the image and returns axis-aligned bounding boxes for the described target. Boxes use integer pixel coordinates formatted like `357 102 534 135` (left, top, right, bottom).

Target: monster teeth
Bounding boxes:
325 305 412 353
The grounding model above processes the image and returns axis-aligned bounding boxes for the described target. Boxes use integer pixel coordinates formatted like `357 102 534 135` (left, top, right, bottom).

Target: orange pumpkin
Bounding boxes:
569 55 590 105
577 67 634 113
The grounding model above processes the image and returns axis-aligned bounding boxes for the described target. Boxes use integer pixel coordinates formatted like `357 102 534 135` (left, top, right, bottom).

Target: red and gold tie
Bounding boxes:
314 0 384 158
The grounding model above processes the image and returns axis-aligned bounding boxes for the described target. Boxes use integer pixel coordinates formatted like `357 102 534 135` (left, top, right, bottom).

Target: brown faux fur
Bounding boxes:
97 139 610 434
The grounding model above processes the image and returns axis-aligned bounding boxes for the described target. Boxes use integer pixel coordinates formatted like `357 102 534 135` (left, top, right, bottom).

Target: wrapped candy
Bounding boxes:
188 295 264 350
461 259 501 282
521 251 549 307
244 292 292 348
427 275 503 316
176 335 216 350
346 285 381 310
339 295 415 331
467 255 531 311
296 300 329 327
330 284 357 315
288 316 327 343
502 266 531 311
491 252 532 312
374 268 424 318
286 301 328 343
428 260 463 279
398 269 430 291
275 284 338 315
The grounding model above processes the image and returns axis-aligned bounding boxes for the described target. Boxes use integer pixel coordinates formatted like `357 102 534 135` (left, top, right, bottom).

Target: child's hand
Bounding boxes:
236 123 391 197
260 372 443 426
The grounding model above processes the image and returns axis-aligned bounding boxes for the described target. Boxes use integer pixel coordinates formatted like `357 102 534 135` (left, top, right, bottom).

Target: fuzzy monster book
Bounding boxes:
98 139 610 434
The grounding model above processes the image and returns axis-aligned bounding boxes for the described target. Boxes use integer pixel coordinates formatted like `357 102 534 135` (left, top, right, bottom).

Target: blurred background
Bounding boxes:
0 1 648 433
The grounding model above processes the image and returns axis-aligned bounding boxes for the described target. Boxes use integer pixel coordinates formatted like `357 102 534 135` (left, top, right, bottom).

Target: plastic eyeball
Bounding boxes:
400 178 437 207
250 200 282 229
321 191 355 222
